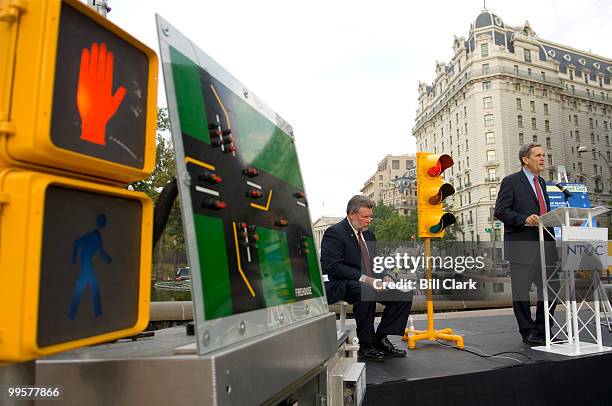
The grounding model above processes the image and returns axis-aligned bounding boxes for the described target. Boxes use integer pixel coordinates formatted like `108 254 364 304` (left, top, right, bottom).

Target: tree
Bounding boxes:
374 208 418 242
129 107 184 251
369 202 396 233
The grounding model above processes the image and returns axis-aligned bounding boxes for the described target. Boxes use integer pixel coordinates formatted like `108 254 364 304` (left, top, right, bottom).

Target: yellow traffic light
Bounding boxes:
0 0 157 184
417 152 456 238
0 169 152 362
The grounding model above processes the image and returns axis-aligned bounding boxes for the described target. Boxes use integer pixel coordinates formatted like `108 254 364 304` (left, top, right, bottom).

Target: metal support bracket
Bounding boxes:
0 0 28 23
0 120 15 137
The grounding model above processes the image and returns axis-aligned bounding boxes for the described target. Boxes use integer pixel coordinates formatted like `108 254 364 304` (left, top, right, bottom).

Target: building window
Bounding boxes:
484 114 494 126
466 139 469 151
513 65 519 75
542 89 548 97
571 85 575 94
485 132 495 144
519 133 524 144
482 63 490 74
545 120 550 132
584 73 589 84
481 43 489 58
392 160 399 169
575 130 580 141
533 135 538 142
529 86 535 95
574 115 578 126
546 137 551 148
515 83 521 91
518 115 523 127
592 149 597 160
488 167 497 181
483 96 493 109
591 133 595 143
569 69 574 80
541 71 546 81
489 186 497 199
530 101 536 112
589 118 594 128
528 68 532 76
486 150 496 161
544 103 549 115
482 81 491 90
578 162 583 173
531 117 537 130
548 155 553 166
516 98 522 110
524 49 531 63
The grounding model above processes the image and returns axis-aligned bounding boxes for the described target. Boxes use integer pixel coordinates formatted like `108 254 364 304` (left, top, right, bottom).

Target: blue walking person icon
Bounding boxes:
68 213 112 320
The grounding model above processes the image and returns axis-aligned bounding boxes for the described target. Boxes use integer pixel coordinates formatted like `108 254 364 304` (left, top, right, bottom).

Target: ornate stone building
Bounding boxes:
360 154 417 215
413 10 611 241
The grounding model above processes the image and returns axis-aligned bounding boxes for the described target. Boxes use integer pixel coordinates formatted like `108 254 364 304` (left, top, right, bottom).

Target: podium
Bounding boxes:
533 206 610 356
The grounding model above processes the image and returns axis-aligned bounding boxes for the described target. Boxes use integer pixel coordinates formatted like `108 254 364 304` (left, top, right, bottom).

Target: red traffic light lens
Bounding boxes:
427 155 454 177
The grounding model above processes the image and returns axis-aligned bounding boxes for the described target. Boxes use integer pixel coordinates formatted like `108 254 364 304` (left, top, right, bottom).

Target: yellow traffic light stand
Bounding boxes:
402 238 464 349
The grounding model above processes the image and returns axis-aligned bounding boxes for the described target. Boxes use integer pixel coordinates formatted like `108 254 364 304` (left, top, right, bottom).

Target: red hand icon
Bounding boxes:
77 43 126 145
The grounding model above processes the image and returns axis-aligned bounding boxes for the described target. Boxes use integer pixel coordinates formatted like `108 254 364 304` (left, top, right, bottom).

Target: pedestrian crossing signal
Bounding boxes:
416 152 456 238
0 169 152 361
0 0 157 184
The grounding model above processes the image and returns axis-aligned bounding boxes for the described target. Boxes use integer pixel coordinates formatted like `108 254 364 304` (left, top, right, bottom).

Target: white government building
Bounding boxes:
413 9 611 242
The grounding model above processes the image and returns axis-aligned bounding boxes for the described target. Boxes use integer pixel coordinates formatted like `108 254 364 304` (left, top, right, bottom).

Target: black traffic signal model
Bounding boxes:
0 0 157 362
416 152 456 238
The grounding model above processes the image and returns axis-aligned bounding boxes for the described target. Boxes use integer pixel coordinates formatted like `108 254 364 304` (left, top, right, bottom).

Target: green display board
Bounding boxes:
158 16 327 353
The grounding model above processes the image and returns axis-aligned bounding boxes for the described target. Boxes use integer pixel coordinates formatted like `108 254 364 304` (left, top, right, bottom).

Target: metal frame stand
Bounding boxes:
533 207 611 356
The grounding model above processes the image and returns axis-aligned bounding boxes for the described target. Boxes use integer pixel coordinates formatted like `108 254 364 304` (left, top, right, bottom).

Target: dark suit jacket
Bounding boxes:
320 218 375 281
494 169 557 265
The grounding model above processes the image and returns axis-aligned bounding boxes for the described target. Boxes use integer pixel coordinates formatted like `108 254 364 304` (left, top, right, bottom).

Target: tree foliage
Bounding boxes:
369 202 396 234
129 107 184 251
375 208 418 242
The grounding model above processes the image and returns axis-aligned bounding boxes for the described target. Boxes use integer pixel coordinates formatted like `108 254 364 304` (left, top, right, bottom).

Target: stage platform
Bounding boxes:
360 308 612 405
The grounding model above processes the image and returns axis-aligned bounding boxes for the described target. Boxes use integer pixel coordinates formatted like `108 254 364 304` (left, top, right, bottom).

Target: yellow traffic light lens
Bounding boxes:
428 183 455 205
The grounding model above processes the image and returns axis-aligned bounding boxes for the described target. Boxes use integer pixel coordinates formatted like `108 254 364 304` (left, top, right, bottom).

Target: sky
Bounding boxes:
107 0 612 220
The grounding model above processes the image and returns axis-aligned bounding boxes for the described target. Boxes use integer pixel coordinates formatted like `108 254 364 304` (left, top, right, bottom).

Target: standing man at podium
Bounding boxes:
495 143 557 345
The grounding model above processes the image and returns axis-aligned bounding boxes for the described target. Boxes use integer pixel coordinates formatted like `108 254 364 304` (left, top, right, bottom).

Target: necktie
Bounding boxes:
356 231 373 277
533 176 547 215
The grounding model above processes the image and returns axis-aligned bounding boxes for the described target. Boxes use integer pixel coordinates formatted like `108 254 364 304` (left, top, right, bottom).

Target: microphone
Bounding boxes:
555 183 572 199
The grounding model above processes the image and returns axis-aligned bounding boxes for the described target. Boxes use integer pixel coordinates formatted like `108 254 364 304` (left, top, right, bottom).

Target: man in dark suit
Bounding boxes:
494 143 557 345
320 195 412 361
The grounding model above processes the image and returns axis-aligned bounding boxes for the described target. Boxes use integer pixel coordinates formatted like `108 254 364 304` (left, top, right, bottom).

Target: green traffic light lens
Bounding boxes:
428 213 457 234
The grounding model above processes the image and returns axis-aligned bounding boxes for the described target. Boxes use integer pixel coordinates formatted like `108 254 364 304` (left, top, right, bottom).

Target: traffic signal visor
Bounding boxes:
416 153 456 238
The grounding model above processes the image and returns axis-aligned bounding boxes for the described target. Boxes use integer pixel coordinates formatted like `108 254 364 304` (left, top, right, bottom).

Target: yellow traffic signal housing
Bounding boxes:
0 169 152 361
417 152 456 238
0 0 157 184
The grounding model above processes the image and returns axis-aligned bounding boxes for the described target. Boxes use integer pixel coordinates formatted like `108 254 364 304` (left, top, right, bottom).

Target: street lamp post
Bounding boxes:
474 195 490 244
